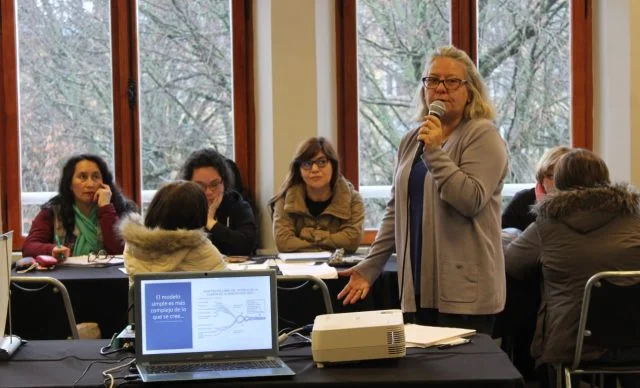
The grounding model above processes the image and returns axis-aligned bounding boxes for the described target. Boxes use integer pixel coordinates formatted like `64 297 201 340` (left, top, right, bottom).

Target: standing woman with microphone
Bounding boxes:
338 45 508 335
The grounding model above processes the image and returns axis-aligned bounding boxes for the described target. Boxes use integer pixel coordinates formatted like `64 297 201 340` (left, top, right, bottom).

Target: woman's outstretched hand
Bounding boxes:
337 268 371 305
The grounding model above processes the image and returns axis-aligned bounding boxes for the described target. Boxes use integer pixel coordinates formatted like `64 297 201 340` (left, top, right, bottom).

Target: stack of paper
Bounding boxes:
278 262 337 279
403 324 475 348
277 251 332 261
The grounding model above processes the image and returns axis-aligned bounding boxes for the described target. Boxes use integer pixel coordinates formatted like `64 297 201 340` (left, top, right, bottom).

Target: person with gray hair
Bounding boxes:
338 45 508 335
502 146 572 231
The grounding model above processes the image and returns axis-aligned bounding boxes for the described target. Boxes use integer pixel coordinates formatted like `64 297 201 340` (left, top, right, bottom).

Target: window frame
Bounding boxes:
335 0 592 244
0 0 254 249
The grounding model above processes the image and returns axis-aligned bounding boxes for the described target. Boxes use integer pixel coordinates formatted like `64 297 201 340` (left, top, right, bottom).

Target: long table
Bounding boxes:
9 265 129 339
9 257 400 340
0 334 524 388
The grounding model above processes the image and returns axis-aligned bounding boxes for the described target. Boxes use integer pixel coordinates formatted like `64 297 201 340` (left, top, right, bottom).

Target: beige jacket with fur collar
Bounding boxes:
119 213 226 285
273 176 364 253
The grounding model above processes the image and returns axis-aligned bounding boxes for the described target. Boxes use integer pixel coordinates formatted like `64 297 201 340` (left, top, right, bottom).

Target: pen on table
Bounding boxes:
437 338 472 350
54 235 65 260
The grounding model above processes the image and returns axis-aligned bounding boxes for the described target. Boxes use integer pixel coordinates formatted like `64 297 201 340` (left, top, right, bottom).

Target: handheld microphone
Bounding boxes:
414 100 446 162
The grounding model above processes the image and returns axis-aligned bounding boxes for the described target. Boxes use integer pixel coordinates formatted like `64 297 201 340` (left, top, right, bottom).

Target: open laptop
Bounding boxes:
133 270 295 383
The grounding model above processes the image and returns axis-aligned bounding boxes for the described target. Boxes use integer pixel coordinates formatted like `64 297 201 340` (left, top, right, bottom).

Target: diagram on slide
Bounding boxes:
196 297 268 338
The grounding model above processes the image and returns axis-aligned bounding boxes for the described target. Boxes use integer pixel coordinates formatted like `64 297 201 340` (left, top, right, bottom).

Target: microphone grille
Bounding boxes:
428 101 446 118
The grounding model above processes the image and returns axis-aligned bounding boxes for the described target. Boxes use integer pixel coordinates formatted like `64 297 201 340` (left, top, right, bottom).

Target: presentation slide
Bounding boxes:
141 275 273 355
143 282 192 351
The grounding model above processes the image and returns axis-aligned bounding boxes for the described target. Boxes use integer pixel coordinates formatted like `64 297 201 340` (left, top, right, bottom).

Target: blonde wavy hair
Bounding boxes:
413 45 495 122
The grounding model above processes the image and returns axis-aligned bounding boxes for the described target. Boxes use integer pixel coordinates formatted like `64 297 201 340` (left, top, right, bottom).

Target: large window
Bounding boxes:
336 0 591 238
14 0 116 236
0 0 254 249
138 1 236 195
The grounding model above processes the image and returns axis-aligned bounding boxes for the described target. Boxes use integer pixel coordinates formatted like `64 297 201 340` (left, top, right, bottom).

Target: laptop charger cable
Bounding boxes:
278 324 314 346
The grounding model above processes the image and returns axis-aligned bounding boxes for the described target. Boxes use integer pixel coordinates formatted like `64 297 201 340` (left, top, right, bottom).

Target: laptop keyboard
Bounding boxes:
148 359 282 374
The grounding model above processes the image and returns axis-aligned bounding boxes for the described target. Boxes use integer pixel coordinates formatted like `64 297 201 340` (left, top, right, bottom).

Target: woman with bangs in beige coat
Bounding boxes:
269 137 365 254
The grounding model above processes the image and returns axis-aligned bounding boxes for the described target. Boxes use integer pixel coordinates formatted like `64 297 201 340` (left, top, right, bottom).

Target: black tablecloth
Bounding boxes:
8 257 400 340
0 334 524 388
9 265 129 339
11 256 400 340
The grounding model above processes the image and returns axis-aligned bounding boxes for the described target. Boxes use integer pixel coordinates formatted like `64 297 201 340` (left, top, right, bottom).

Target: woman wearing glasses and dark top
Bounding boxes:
338 46 508 335
268 137 365 253
119 181 226 285
22 154 136 259
180 148 258 256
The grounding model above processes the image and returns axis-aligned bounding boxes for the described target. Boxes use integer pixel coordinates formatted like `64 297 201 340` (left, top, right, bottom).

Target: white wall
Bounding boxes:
254 0 337 252
593 0 640 185
629 0 640 185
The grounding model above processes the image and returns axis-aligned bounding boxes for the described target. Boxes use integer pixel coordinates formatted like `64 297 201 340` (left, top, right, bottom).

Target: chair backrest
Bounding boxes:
572 270 640 369
276 275 333 331
225 157 260 251
10 276 79 339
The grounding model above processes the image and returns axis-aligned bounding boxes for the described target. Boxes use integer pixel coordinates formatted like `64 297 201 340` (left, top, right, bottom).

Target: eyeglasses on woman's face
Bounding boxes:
195 179 223 192
421 76 467 91
300 158 329 170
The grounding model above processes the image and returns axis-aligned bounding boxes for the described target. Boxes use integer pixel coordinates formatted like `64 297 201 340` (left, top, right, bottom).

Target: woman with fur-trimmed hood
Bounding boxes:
505 149 640 369
119 181 226 285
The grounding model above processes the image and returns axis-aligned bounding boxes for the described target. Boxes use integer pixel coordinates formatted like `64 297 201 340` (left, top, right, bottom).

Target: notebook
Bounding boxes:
133 270 295 383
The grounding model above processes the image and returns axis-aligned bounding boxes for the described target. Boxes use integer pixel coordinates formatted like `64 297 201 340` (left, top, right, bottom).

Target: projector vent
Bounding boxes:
386 327 405 355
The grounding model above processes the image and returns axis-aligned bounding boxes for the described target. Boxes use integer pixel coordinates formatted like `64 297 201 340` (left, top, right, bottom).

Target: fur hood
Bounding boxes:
534 183 640 233
118 213 210 255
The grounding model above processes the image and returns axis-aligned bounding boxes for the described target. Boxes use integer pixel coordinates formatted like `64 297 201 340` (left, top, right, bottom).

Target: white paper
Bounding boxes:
404 324 475 348
62 255 124 267
277 251 332 261
227 263 271 271
278 262 338 279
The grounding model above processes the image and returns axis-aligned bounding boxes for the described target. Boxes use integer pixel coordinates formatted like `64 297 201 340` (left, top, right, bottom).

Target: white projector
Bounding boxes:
311 309 405 367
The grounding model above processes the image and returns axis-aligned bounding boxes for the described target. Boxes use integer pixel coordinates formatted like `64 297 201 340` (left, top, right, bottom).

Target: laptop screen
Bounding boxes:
134 270 278 362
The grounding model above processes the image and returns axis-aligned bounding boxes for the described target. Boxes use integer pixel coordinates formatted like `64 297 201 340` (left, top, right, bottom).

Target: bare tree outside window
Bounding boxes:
356 0 571 228
15 0 235 232
17 0 115 233
357 0 449 227
138 0 234 193
478 0 571 183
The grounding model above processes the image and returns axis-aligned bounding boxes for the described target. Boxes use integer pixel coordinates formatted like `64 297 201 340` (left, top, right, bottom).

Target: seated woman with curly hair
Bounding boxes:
23 154 136 259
